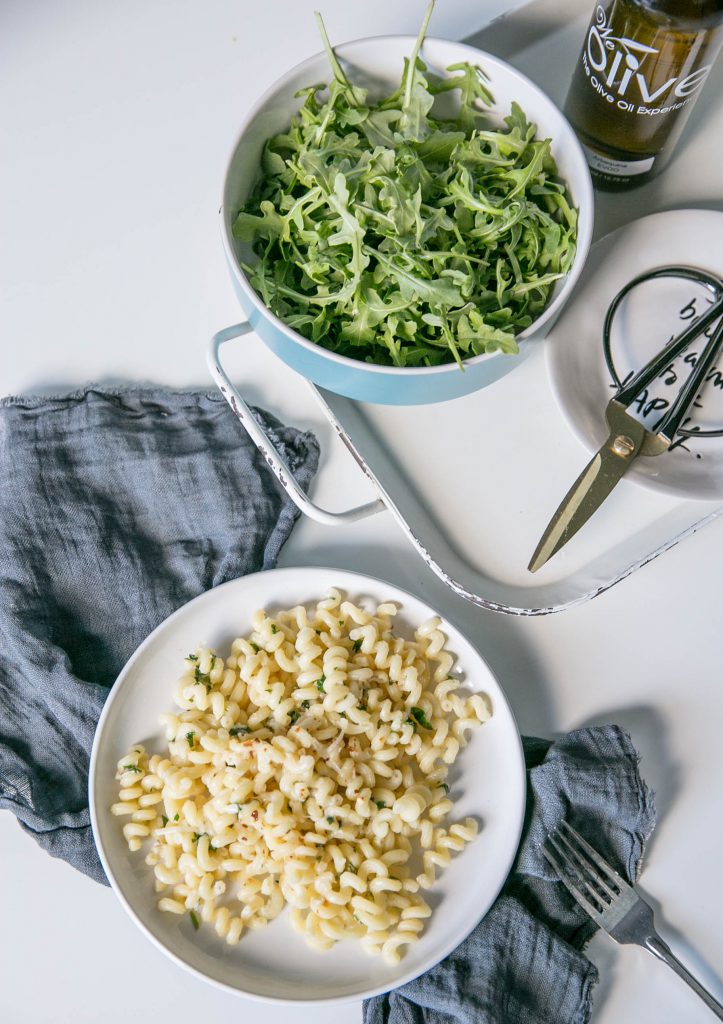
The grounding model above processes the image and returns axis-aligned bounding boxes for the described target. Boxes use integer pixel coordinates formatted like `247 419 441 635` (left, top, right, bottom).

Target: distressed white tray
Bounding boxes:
208 0 723 615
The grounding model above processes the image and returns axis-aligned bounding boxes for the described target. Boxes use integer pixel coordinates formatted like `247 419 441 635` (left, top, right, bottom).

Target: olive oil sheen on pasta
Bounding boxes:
565 1 723 190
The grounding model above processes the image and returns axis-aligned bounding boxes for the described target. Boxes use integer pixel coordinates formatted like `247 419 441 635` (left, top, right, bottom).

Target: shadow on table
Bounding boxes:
464 0 573 60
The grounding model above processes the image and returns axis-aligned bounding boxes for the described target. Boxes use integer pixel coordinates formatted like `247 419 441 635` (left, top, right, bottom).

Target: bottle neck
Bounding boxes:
629 0 723 30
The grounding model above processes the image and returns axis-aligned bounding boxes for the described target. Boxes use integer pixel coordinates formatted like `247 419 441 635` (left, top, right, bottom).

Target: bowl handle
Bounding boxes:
207 323 387 525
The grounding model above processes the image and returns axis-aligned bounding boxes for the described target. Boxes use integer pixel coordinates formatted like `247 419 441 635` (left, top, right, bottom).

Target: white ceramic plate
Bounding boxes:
89 567 525 1004
547 209 723 500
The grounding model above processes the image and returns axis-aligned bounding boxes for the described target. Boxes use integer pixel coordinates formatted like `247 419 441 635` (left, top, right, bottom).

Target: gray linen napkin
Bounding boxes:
364 725 655 1024
0 387 319 884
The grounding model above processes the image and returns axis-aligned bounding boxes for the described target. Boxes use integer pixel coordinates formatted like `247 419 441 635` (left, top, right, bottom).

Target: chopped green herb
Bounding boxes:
339 620 344 626
173 813 180 822
189 910 200 930
289 708 301 724
301 700 311 710
340 711 347 719
352 638 363 652
210 654 217 669
375 800 386 810
187 653 198 662
270 623 278 634
194 665 212 691
346 861 356 873
315 629 321 635
326 816 335 824
316 675 326 693
229 725 251 737
186 731 195 748
233 0 577 371
250 642 260 653
409 706 434 730
192 832 209 844
438 782 450 794
161 815 169 826
121 764 142 773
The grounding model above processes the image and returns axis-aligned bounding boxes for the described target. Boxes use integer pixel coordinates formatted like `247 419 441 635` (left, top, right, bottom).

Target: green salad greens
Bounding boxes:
233 0 577 369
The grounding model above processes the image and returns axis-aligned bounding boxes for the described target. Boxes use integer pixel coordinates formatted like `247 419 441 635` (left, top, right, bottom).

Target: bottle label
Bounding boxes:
582 144 654 177
580 4 712 117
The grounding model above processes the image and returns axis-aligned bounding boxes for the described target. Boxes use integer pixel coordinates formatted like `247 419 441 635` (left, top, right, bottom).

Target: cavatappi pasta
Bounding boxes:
112 589 491 964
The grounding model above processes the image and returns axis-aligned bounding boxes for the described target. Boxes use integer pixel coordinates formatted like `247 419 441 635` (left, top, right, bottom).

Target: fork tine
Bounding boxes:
555 828 620 901
546 832 611 912
560 820 630 891
542 841 606 925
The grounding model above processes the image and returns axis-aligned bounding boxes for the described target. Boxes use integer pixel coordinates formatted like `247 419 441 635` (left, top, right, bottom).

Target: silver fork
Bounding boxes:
544 820 723 1020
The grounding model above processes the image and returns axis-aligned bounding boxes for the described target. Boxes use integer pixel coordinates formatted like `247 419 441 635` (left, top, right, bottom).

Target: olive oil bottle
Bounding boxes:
565 1 723 190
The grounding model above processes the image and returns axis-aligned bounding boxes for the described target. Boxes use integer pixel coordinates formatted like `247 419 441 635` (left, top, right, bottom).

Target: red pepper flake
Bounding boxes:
251 810 259 821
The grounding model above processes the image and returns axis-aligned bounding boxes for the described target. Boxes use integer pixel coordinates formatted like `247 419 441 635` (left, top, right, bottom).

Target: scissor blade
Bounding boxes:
528 437 639 574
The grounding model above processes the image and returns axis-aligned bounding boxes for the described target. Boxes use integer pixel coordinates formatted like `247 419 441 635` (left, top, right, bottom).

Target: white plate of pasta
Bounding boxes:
89 566 525 1003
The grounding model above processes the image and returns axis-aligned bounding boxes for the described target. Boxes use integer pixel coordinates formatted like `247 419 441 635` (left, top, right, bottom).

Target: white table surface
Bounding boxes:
2 1 723 1022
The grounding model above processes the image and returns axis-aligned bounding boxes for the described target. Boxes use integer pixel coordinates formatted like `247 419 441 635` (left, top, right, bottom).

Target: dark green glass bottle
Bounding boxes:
565 1 723 190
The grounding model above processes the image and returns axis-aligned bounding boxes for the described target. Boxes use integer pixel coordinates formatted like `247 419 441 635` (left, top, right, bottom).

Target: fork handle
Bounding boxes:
645 934 723 1020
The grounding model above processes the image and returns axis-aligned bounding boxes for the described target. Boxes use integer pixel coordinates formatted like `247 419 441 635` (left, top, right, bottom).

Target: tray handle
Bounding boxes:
207 323 387 525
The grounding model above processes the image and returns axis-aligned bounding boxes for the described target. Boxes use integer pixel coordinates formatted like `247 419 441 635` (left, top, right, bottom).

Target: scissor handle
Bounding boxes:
604 266 723 413
658 314 723 442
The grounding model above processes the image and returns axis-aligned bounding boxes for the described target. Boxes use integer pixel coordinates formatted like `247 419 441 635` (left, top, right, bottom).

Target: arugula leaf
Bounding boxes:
398 0 436 140
371 250 465 307
234 0 577 369
415 130 466 165
430 62 494 133
314 10 366 109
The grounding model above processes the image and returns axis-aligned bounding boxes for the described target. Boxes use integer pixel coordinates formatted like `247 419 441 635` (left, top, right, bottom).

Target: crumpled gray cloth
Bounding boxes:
364 726 655 1024
0 387 319 884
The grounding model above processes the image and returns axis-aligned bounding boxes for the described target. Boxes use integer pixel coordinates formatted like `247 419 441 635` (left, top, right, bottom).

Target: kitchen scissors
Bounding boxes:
529 265 723 573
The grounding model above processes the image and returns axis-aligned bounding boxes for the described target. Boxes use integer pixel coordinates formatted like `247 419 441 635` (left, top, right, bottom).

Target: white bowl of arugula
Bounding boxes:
218 3 593 405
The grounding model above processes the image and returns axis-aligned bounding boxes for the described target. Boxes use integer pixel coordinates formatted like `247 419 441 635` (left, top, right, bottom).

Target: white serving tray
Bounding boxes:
209 0 723 615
